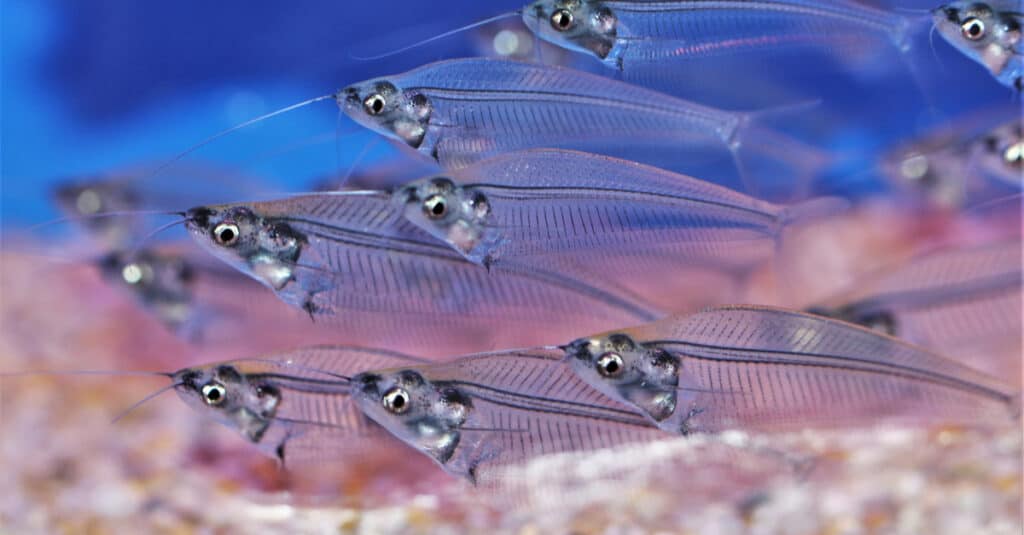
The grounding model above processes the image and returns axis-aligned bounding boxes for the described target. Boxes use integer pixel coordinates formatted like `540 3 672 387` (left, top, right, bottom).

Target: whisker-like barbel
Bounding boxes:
350 11 523 60
28 210 186 233
138 94 336 182
111 382 183 423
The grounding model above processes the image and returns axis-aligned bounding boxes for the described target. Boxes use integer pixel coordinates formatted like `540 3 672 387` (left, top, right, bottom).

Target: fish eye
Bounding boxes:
596 352 625 377
201 382 227 405
382 386 411 414
76 189 102 215
550 9 574 31
212 222 239 246
961 17 986 40
1004 141 1023 167
423 194 448 219
363 93 387 116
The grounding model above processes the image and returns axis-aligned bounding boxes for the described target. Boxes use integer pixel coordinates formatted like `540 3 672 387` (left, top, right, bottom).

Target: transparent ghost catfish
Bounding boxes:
335 57 829 191
180 193 659 350
805 238 1023 377
521 0 927 73
561 305 1021 435
933 0 1023 90
391 149 844 270
348 349 666 483
5 346 424 465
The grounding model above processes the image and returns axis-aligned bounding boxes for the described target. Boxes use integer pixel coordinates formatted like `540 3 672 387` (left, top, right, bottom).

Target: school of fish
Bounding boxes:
3 0 1022 526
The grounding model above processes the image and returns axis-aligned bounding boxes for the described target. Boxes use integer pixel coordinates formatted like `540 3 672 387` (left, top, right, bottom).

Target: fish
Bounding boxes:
336 57 823 190
94 247 204 337
0 346 426 466
521 0 923 73
933 0 1023 91
561 305 1019 434
806 239 1022 377
879 111 1023 208
348 348 668 482
181 192 660 349
88 245 357 353
166 346 425 465
50 164 275 250
393 148 844 269
51 175 150 251
973 119 1023 186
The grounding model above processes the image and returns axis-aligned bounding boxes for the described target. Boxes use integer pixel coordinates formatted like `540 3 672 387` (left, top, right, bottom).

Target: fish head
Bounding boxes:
337 78 432 149
96 248 196 329
522 0 618 61
52 178 142 247
563 333 681 422
351 369 470 464
394 176 494 263
976 120 1024 178
173 363 282 444
184 204 306 291
97 248 195 295
882 146 967 207
933 2 1022 85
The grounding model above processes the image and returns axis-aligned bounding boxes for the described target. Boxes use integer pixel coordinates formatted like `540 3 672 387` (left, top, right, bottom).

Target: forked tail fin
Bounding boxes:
727 99 826 198
777 196 851 232
769 196 851 304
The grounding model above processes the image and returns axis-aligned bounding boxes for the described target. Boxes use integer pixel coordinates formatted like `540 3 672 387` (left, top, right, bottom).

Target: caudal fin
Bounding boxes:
777 196 851 231
727 100 829 199
768 196 851 304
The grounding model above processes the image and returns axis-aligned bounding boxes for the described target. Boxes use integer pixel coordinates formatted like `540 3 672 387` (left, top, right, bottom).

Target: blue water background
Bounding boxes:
1 0 1016 227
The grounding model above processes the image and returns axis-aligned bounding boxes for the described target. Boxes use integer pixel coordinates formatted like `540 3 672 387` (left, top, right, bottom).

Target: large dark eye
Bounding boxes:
212 223 239 246
201 382 227 405
550 9 574 31
382 387 411 413
596 352 625 377
961 17 985 40
363 93 386 115
423 194 448 219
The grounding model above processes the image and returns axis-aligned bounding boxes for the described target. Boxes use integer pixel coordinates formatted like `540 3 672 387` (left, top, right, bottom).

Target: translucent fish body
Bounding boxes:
349 349 667 481
563 305 1019 433
337 57 820 185
183 193 658 350
933 0 1023 91
523 0 914 70
808 240 1023 377
171 346 424 464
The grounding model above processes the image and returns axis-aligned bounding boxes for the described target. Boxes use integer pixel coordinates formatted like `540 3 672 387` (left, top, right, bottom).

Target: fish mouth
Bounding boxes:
337 87 361 112
938 6 959 23
184 206 214 229
354 373 381 397
561 338 593 362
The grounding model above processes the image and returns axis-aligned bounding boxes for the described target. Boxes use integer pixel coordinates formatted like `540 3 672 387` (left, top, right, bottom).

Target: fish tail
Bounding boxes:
769 197 850 295
727 99 826 198
774 195 850 251
777 197 850 232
